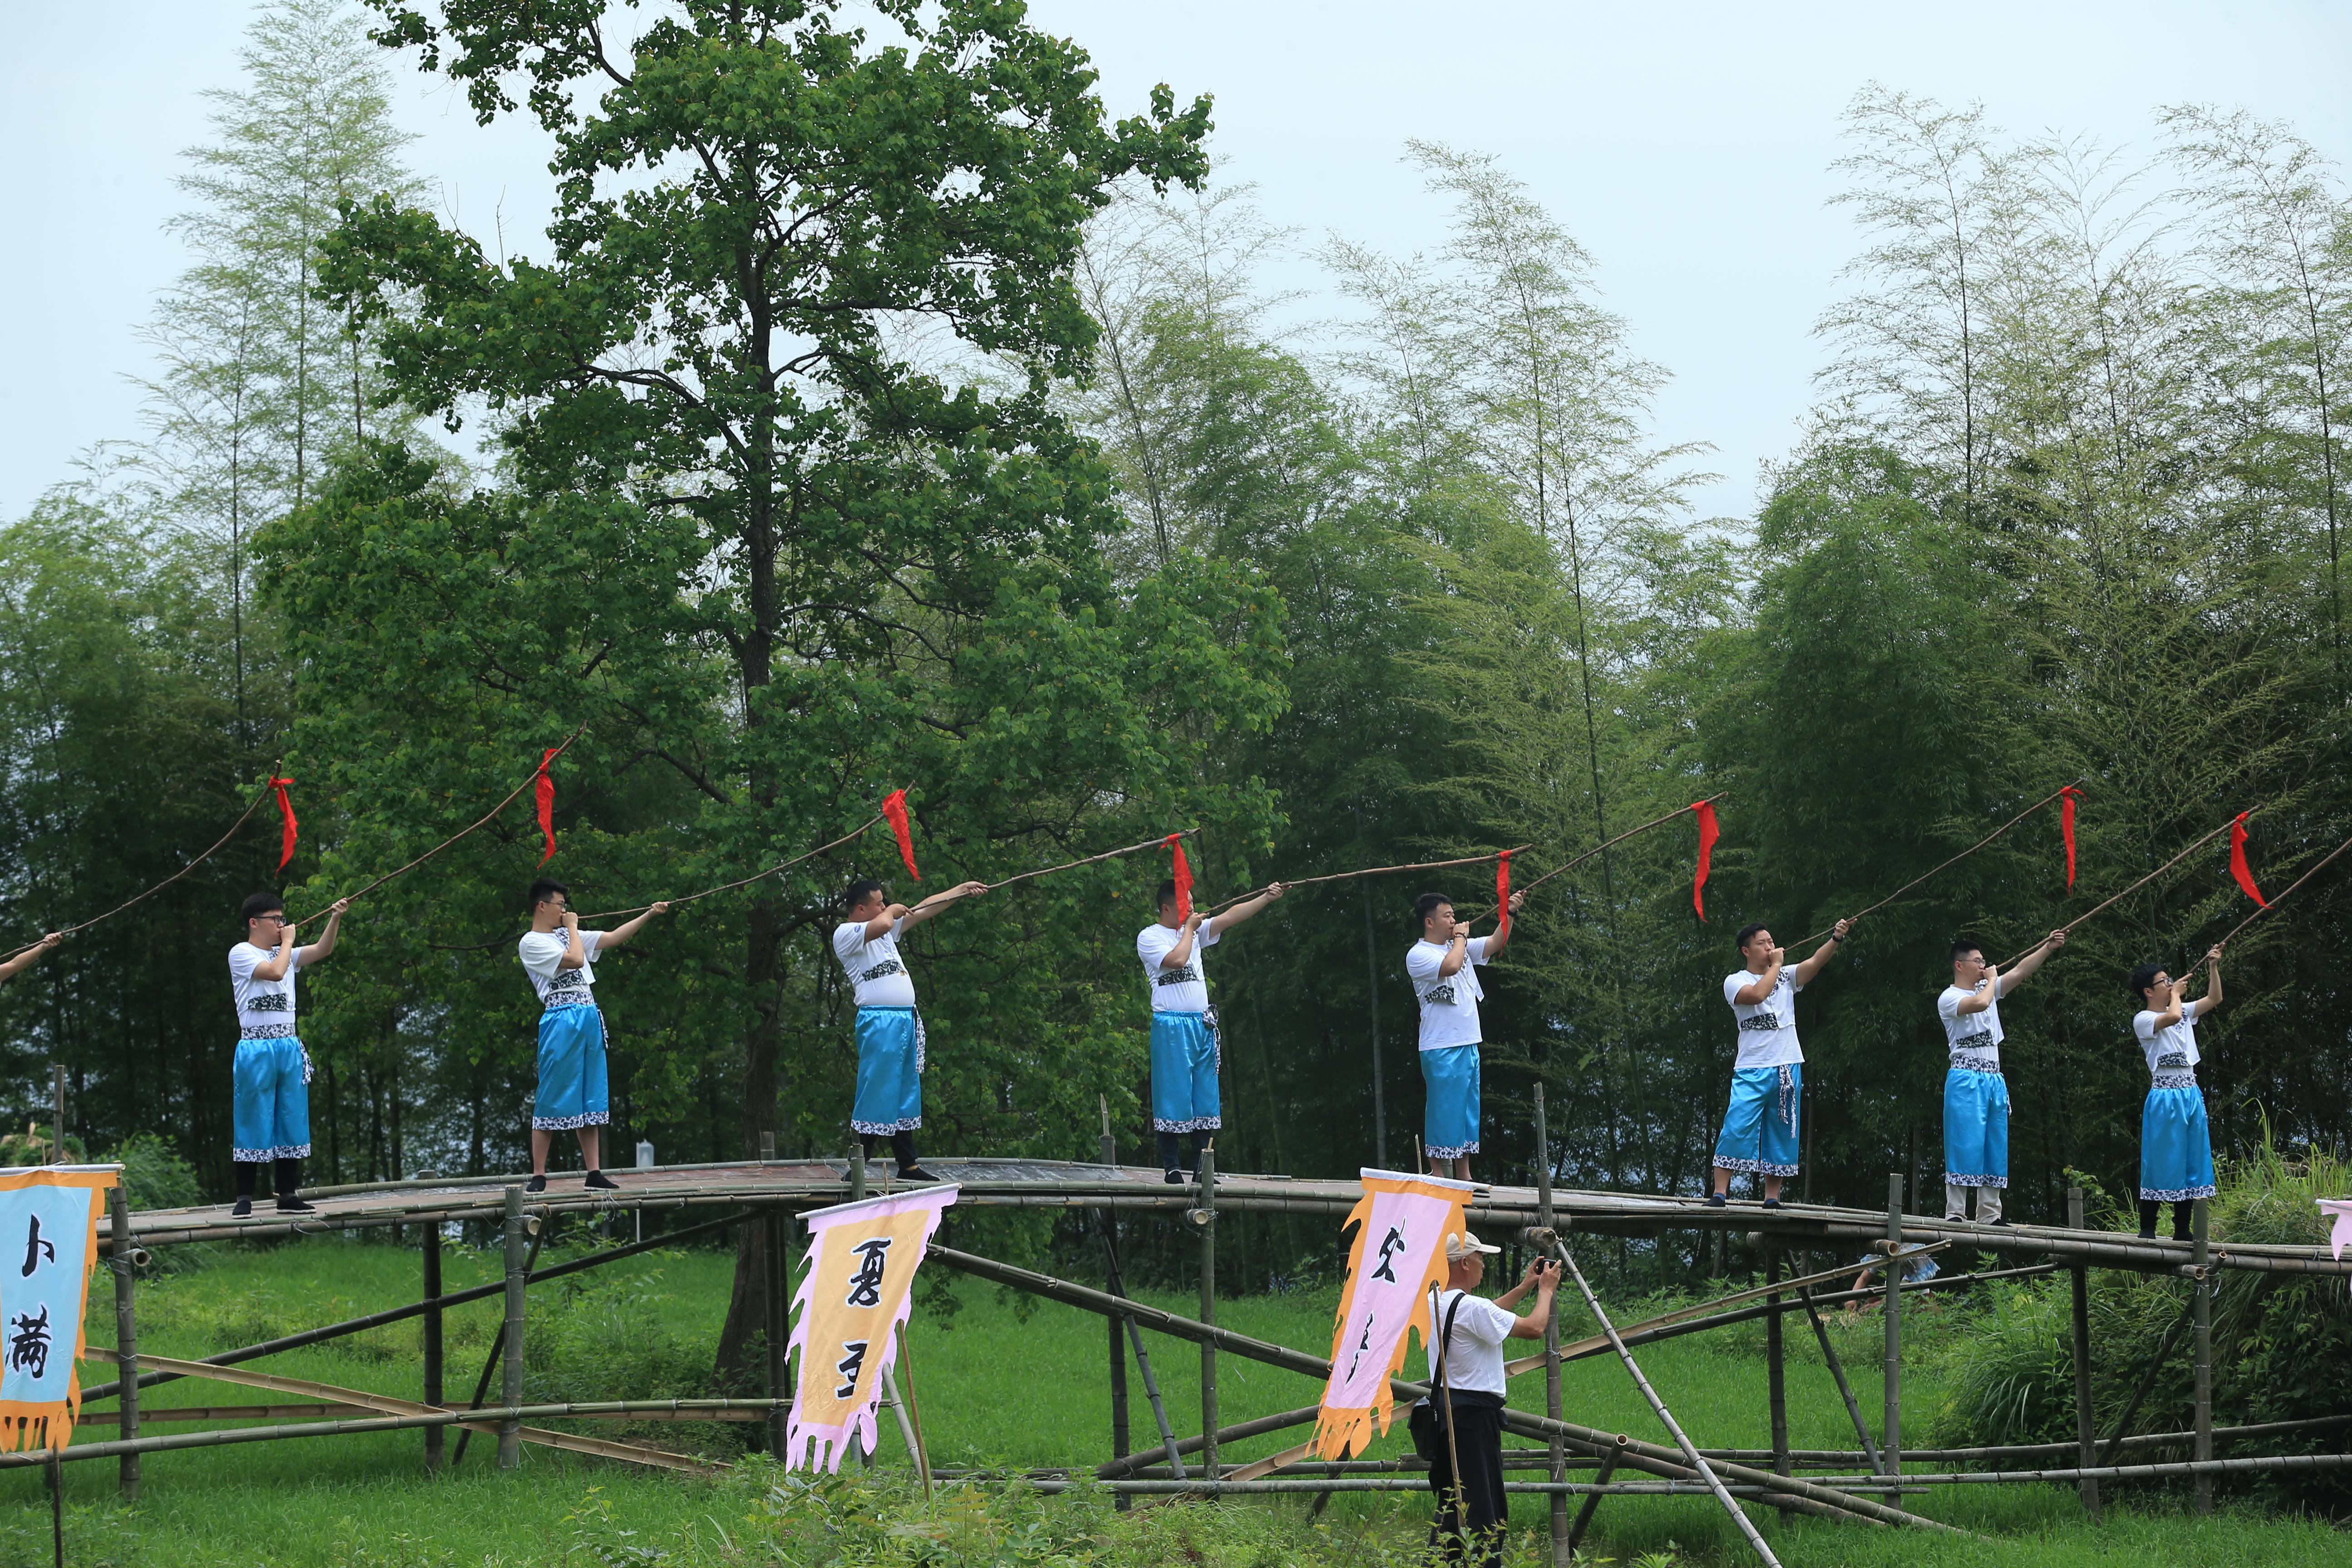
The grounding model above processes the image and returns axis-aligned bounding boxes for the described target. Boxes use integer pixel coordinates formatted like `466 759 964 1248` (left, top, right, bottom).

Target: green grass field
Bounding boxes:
0 1231 2339 1566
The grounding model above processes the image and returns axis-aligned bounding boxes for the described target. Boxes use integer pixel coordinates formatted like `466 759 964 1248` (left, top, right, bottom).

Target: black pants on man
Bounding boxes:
1427 1391 1508 1568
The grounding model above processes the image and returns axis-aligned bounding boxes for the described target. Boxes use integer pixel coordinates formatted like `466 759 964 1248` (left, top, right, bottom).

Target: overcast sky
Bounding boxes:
5 1 2349 525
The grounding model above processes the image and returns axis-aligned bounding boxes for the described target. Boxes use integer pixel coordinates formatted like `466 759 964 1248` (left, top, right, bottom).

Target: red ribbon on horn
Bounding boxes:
1166 833 1192 922
535 748 559 865
881 789 921 881
269 777 299 871
2060 786 2083 891
2229 811 2267 907
1691 799 1720 921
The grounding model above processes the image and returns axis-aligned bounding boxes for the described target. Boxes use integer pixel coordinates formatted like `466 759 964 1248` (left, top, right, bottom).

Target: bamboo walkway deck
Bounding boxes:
100 1156 2350 1276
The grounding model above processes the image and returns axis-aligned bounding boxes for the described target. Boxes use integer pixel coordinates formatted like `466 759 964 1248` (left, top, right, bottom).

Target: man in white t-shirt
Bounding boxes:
516 877 667 1193
1137 878 1286 1184
2128 946 2225 1240
1706 916 1854 1207
833 874 989 1181
1419 1228 1558 1568
227 890 350 1216
1405 889 1524 1181
0 931 62 985
1936 931 2064 1224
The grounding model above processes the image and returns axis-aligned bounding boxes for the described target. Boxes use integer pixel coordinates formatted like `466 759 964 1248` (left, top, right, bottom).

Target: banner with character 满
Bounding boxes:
1311 1168 1475 1460
0 1166 118 1451
782 1183 958 1472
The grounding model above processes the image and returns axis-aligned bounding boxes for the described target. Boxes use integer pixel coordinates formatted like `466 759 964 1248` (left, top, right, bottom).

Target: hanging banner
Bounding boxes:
783 1183 959 1472
880 789 921 881
1166 833 1193 922
0 1167 116 1452
1691 799 1721 920
1311 1168 1476 1460
2229 812 2268 908
270 776 299 871
535 747 560 865
2060 786 2083 891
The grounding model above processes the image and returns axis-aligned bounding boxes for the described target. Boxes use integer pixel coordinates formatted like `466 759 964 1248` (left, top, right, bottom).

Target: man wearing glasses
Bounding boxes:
228 891 350 1215
516 879 667 1193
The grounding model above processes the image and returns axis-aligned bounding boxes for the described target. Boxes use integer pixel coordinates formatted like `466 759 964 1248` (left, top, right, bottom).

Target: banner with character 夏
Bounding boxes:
0 1166 118 1451
782 1183 957 1472
1312 1168 1475 1460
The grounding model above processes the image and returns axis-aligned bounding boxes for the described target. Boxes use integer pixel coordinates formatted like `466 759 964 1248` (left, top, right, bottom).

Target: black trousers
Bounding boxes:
1427 1395 1508 1568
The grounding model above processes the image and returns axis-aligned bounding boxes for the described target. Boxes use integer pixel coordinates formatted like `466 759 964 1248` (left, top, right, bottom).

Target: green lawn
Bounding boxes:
0 1230 2337 1565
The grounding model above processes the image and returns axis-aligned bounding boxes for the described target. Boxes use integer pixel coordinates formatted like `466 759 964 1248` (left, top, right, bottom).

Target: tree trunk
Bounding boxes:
714 895 786 1392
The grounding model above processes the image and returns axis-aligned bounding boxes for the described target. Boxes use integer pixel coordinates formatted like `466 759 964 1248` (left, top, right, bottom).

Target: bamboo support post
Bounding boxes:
1197 1145 1219 1480
1534 1085 1569 1565
52 1064 66 1166
2067 1186 2098 1519
1100 1103 1131 1507
1100 1230 1185 1479
1765 1245 1788 1478
1798 1285 1883 1474
2098 1289 2199 1465
423 1215 443 1475
497 1186 527 1470
765 1201 790 1457
106 1186 137 1499
1884 1174 1903 1507
1564 1435 1627 1558
1545 1237 1784 1567
2193 1197 2212 1515
850 1140 867 1204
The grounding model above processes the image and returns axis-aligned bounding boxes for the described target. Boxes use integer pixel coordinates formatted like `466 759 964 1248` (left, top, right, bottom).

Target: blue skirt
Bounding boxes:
534 1004 610 1131
232 1034 312 1163
853 1006 924 1135
1942 1067 2009 1188
1421 1044 1481 1160
1150 1011 1220 1132
1715 1064 1801 1176
2140 1081 2216 1202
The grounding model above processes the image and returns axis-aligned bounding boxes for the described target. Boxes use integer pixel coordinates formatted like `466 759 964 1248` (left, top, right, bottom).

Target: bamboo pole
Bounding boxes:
1791 781 2082 950
423 1216 443 1474
1765 1245 1788 1479
1096 1406 1324 1478
1534 1086 1569 1566
106 1186 137 1499
895 1322 934 1499
498 1186 527 1470
1197 1145 1219 1479
1099 1225 1185 1479
767 1201 791 1456
452 1201 548 1468
2194 1198 2213 1515
1799 1286 1884 1475
2099 1289 2200 1465
1994 813 2243 968
1099 1104 1131 1507
1884 1176 1904 1507
2067 1187 2098 1519
1544 1238 1784 1567
1518 796 1729 898
1564 1436 1627 1557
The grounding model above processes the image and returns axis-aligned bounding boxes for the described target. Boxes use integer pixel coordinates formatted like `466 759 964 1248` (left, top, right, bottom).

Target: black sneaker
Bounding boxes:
274 1195 316 1214
525 1174 548 1194
583 1170 618 1191
1760 1198 1782 1210
1704 1192 1727 1208
231 1197 253 1218
1987 1218 2011 1227
896 1166 937 1184
1164 1169 1185 1185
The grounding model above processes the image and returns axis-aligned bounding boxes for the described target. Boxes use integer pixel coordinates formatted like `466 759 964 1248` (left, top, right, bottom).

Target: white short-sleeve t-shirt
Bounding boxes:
2133 1007 2202 1076
1723 968 1804 1068
518 928 604 1008
1936 984 2004 1067
1137 921 1220 1013
1407 937 1492 1051
833 917 918 1008
1425 1287 1517 1396
228 942 307 1034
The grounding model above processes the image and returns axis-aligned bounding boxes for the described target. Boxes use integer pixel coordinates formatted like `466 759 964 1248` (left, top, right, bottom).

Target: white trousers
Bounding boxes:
1945 1181 2002 1222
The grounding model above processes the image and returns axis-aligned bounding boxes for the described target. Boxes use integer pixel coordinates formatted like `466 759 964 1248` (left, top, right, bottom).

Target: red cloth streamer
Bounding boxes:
535 748 559 865
881 789 921 881
2229 811 2268 907
1495 849 1514 934
269 777 299 871
1691 799 1720 921
2060 786 2083 891
1166 833 1193 922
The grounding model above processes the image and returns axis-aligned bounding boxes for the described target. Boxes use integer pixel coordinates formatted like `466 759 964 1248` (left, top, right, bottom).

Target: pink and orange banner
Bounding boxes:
782 1183 958 1472
1311 1168 1476 1461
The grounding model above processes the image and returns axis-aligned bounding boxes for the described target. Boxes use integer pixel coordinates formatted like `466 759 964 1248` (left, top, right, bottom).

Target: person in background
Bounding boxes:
832 875 990 1182
1406 889 1525 1182
516 879 666 1194
2130 946 2224 1241
1936 931 2066 1225
1420 1229 1560 1568
227 892 348 1216
1707 917 1854 1208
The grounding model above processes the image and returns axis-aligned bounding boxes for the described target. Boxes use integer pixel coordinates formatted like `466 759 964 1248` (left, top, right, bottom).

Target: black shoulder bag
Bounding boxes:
1407 1290 1467 1462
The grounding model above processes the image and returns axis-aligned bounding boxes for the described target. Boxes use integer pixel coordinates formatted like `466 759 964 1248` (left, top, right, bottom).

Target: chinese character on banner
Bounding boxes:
1311 1168 1476 1461
782 1183 958 1472
0 1167 117 1453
